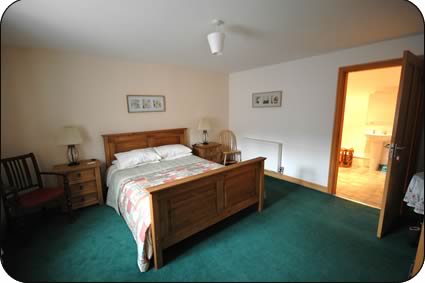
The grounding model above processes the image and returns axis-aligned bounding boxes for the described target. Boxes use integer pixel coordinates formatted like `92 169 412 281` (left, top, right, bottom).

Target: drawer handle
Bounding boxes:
76 172 81 178
79 185 83 190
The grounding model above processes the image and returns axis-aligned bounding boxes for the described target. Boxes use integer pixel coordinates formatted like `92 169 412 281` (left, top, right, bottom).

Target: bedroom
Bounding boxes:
0 0 424 282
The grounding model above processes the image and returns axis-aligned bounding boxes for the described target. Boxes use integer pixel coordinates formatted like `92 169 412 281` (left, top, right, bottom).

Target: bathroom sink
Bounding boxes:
365 133 391 138
365 133 392 171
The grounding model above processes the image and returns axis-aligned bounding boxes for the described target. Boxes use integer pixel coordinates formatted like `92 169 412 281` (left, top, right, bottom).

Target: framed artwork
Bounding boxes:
252 91 282 108
127 95 166 113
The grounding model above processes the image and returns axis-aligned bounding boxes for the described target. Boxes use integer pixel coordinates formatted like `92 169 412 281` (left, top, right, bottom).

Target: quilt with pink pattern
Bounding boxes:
106 155 223 272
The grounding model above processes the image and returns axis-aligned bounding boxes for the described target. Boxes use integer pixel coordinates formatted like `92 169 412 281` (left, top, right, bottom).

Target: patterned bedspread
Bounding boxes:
107 156 223 272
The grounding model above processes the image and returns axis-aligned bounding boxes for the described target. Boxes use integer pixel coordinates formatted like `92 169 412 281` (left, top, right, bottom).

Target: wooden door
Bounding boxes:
377 51 424 238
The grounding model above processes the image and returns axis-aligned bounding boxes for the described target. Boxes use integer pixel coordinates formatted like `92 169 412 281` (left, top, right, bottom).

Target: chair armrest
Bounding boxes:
1 185 18 198
0 185 19 210
39 171 70 185
39 172 71 193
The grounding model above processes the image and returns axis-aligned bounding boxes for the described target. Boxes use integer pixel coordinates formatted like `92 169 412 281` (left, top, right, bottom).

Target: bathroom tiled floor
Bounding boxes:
336 166 386 209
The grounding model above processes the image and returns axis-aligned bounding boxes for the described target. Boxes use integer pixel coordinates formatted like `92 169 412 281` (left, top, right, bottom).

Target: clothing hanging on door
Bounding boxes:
403 172 424 215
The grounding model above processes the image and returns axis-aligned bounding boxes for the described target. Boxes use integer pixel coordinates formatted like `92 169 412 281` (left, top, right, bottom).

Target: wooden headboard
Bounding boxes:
102 128 188 168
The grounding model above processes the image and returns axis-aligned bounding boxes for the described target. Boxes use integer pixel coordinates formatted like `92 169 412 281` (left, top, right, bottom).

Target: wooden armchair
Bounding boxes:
0 153 73 224
218 130 242 166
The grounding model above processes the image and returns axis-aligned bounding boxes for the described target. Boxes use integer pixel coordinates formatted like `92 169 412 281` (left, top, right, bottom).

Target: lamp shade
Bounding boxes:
57 126 83 145
198 118 211 130
207 31 225 55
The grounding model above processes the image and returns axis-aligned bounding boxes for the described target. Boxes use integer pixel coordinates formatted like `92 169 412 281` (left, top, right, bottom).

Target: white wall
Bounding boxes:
229 34 424 187
1 47 228 172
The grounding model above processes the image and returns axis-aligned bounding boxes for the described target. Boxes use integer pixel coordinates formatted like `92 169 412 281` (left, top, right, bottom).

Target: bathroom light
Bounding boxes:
207 19 225 55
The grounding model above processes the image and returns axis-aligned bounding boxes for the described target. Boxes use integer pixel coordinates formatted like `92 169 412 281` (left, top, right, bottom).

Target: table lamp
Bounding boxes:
197 118 211 145
58 126 83 166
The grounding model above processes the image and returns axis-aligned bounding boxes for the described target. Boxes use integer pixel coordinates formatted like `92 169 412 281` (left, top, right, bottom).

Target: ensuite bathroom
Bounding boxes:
336 66 401 208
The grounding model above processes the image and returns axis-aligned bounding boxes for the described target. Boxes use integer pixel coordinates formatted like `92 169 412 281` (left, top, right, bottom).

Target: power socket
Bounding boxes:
278 166 284 174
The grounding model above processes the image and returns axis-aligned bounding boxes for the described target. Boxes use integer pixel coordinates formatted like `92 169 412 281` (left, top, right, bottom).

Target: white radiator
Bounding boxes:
240 137 283 173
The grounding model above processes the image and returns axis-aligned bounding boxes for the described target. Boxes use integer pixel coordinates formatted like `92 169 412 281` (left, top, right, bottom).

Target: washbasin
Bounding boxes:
365 133 391 138
365 133 391 171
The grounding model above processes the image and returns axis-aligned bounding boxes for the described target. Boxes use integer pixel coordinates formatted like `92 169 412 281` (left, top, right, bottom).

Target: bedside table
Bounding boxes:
53 159 104 210
192 142 222 163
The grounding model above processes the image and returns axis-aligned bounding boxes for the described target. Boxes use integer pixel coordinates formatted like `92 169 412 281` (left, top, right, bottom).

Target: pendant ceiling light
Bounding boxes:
207 19 225 55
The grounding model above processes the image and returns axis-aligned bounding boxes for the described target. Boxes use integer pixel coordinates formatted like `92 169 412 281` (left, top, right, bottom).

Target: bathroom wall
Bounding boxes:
340 93 370 158
341 67 401 161
341 87 398 160
366 87 399 165
366 87 399 136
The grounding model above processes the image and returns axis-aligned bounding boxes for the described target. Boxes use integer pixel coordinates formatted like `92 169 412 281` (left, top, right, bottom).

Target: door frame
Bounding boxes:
327 58 403 195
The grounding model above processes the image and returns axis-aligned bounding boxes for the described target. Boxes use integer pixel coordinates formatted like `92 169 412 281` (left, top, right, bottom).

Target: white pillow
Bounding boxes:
162 152 193 161
114 148 161 169
153 144 192 160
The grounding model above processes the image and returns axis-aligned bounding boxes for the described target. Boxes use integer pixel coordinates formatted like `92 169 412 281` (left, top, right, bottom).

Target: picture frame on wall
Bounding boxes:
252 91 282 108
127 95 166 113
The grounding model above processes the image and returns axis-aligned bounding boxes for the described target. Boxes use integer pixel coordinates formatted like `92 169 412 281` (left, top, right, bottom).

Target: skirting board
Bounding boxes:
264 170 328 194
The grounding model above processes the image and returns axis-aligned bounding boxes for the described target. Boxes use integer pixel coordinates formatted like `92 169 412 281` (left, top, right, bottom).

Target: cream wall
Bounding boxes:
366 88 399 134
1 47 228 172
340 94 370 158
229 34 424 187
341 87 399 159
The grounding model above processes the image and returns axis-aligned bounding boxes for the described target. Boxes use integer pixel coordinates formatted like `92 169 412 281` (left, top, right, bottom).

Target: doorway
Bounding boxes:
336 66 402 209
328 52 424 238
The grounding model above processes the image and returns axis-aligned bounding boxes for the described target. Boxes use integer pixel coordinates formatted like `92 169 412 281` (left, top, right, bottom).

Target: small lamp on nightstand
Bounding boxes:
198 118 211 145
58 126 83 166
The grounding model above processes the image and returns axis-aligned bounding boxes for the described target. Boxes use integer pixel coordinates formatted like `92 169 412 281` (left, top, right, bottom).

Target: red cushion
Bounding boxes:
18 187 64 208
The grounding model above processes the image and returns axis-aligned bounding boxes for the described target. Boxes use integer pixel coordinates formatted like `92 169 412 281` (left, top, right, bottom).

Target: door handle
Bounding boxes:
395 145 406 150
389 143 407 160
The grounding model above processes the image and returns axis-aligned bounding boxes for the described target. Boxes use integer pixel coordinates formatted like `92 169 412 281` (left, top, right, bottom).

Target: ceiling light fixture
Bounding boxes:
207 19 225 55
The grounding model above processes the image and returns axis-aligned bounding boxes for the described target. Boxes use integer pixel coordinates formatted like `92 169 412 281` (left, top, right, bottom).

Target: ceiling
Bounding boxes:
1 0 423 73
347 66 402 96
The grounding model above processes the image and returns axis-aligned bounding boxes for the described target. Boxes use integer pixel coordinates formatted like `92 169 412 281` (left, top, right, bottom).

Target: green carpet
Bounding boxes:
3 176 416 282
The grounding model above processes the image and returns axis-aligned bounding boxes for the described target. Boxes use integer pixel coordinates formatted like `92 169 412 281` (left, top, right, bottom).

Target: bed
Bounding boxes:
103 128 265 271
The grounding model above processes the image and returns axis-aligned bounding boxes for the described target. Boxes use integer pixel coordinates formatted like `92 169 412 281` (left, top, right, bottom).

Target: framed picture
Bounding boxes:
252 91 282 108
127 95 166 113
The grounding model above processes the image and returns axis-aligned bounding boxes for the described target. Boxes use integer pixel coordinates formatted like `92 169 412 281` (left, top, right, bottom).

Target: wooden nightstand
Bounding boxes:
53 159 104 210
192 142 222 163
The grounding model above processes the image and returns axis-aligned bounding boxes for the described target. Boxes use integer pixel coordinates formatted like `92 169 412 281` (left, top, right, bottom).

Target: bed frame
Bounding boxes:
102 128 265 269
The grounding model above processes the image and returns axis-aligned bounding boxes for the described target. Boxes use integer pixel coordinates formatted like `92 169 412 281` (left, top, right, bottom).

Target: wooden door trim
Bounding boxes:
327 58 403 195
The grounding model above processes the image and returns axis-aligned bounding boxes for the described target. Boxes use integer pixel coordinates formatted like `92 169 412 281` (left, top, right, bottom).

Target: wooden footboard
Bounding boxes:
147 157 266 269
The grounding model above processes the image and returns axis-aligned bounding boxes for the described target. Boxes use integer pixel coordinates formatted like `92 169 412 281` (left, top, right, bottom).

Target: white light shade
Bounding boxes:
57 126 83 145
207 31 225 55
198 118 212 130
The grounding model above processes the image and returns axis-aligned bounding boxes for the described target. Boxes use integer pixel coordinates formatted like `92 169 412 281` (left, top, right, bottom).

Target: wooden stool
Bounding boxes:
339 148 354 168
